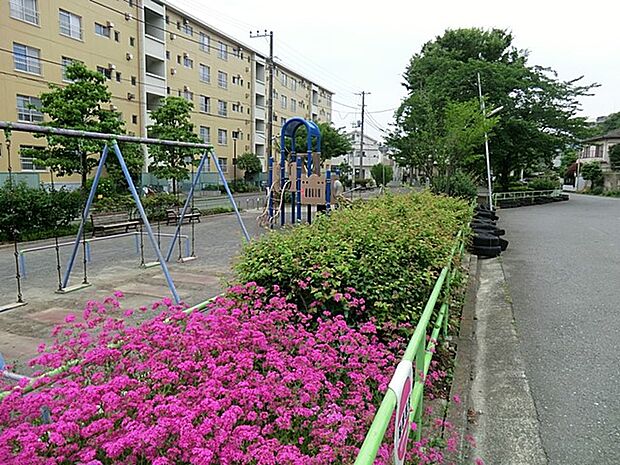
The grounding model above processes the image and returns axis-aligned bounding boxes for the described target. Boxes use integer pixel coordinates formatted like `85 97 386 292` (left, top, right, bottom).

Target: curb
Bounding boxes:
445 253 480 463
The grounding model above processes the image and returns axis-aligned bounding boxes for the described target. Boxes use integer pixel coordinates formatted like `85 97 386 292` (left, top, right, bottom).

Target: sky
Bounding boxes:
170 0 620 141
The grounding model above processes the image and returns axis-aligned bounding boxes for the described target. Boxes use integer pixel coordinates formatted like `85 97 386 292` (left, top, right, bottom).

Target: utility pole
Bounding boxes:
354 91 369 188
250 30 274 165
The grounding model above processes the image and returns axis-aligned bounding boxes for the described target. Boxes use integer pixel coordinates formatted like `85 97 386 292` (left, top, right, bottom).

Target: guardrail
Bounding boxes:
353 231 465 464
493 189 560 201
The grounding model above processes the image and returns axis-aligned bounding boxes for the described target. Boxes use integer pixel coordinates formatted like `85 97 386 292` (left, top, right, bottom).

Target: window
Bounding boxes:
114 31 120 42
97 66 112 79
61 56 75 82
281 95 287 109
95 22 111 38
291 78 297 91
13 43 41 74
199 32 210 52
116 71 122 82
291 99 297 112
218 41 228 60
218 71 228 89
131 76 137 85
232 75 243 86
183 55 193 68
217 157 228 172
199 95 210 113
59 10 82 40
130 37 135 47
132 115 138 124
199 126 210 143
16 95 43 123
232 103 241 112
182 23 193 36
19 146 46 171
199 64 210 83
183 90 193 102
166 51 170 60
10 0 38 25
218 100 227 116
281 73 287 86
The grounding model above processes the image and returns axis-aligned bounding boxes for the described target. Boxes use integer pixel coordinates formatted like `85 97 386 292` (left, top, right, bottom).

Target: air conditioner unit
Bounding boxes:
183 52 189 58
127 92 135 100
110 104 118 111
170 68 177 75
183 18 189 25
126 52 133 60
245 67 250 73
108 63 116 70
184 85 191 91
170 33 176 40
245 93 249 98
125 12 132 21
107 21 115 29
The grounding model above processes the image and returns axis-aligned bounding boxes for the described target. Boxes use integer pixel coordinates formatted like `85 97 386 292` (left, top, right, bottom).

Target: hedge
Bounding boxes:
235 191 472 329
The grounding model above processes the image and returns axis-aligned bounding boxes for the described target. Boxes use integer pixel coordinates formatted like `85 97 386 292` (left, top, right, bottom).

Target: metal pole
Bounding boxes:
478 72 494 210
62 145 110 289
13 238 23 303
54 235 62 292
111 141 181 304
139 223 145 267
165 151 209 262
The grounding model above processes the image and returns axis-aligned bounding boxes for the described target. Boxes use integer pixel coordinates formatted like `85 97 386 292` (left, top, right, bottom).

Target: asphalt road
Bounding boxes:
500 194 620 464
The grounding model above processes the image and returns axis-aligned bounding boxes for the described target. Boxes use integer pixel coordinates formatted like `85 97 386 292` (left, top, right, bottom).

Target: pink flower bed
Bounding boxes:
1 284 408 465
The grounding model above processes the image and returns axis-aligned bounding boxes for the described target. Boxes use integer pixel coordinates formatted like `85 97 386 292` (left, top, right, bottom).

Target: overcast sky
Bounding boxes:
170 0 620 141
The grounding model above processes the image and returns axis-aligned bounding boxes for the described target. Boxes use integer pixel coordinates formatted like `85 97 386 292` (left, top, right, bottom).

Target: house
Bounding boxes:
573 128 620 191
329 131 396 181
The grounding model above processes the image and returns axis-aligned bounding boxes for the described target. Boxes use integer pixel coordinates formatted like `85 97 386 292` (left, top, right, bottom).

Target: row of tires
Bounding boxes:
496 194 569 209
470 206 508 258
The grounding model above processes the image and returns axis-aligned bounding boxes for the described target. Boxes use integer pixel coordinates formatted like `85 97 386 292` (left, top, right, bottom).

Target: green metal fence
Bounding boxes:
353 231 465 464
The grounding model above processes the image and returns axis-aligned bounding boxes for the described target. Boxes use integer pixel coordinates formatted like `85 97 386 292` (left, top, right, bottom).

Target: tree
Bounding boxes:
147 97 201 195
390 28 596 189
370 163 394 186
595 112 620 135
237 152 262 182
609 144 620 171
293 122 353 161
34 62 125 190
581 162 604 188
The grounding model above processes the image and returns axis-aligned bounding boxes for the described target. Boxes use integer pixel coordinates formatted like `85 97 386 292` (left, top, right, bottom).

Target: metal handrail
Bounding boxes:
354 231 465 464
493 189 560 201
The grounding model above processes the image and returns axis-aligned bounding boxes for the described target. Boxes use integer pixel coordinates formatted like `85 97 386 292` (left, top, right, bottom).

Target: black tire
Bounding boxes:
499 237 509 251
475 210 499 220
472 225 506 236
472 218 497 226
473 233 500 247
472 245 502 258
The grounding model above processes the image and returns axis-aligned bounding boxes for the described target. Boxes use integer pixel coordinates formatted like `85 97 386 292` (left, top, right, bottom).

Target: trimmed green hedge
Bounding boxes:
235 192 472 328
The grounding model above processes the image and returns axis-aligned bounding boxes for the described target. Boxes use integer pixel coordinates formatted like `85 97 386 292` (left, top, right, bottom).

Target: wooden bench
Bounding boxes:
166 208 201 226
91 211 140 237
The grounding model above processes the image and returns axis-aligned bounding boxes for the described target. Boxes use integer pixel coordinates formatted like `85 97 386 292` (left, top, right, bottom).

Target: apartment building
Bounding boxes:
0 0 333 185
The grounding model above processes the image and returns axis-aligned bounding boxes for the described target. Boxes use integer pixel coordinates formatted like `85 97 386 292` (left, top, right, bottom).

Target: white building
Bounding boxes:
329 130 395 181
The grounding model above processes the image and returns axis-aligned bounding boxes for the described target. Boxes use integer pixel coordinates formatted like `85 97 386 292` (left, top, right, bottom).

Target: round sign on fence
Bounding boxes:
389 360 414 465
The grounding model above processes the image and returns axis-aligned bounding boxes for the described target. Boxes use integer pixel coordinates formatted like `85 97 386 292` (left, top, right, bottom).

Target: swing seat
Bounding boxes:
166 208 202 226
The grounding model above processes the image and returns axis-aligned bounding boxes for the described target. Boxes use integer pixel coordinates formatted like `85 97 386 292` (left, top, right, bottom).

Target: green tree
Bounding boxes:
390 28 596 189
581 162 604 188
237 152 262 181
147 97 201 195
105 142 145 191
34 62 125 189
293 122 353 161
609 144 620 171
370 163 394 186
595 112 620 135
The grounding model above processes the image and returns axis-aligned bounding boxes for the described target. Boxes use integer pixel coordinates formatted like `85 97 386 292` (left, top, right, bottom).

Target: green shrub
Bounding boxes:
604 189 620 197
590 186 604 196
93 195 135 213
431 171 478 200
354 178 372 189
0 181 82 241
528 176 560 191
235 192 471 329
142 193 181 220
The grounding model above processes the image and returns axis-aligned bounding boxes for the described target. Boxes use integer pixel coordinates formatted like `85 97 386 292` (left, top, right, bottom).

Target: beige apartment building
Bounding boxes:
0 0 333 187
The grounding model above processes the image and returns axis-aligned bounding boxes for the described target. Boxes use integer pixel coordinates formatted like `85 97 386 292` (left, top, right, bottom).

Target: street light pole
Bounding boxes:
477 72 494 210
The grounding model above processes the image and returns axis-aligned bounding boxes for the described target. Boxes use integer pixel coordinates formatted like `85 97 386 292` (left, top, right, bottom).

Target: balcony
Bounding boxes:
254 106 265 121
143 0 165 16
255 131 266 146
255 81 265 96
145 35 165 59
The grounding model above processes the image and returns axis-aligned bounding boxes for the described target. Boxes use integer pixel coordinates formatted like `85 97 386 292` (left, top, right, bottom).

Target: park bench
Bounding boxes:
166 207 201 226
91 211 140 237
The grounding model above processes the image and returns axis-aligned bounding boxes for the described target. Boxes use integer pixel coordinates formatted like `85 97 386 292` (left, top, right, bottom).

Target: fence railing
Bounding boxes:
493 189 561 201
353 231 465 464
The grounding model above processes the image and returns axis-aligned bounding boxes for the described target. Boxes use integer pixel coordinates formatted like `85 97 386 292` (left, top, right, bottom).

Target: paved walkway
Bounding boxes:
499 195 620 464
